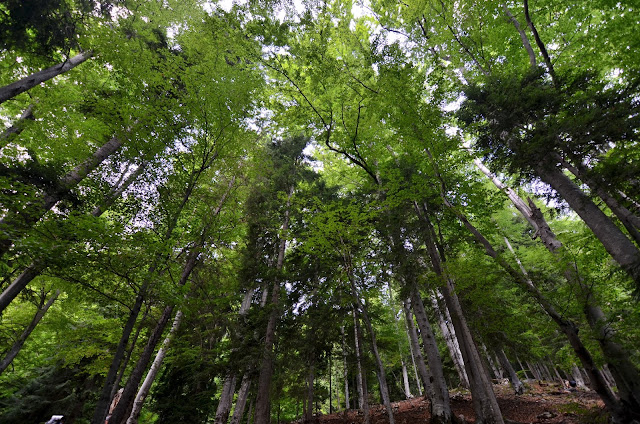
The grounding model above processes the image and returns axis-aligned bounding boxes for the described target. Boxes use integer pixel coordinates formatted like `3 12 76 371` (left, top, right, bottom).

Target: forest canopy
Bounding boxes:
0 0 639 423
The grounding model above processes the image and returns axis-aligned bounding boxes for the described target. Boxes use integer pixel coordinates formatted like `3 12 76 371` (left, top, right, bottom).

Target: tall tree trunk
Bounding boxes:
0 159 145 314
349 280 394 424
410 285 453 424
352 309 370 424
0 289 59 374
415 202 504 424
230 373 252 424
305 362 315 422
430 292 469 389
214 374 238 424
403 299 431 397
404 309 424 396
341 326 350 410
126 309 184 424
401 359 412 399
0 51 93 104
495 349 524 395
0 133 124 260
534 161 640 286
0 104 35 148
254 187 293 424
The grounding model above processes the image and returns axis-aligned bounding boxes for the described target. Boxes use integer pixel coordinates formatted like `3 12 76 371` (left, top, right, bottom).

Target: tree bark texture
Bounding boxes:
126 309 184 424
403 299 431 397
341 326 351 410
0 51 93 104
496 349 524 395
230 373 252 424
214 373 238 424
353 309 370 424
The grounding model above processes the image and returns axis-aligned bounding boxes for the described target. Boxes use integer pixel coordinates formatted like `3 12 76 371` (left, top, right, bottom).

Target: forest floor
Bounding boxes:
298 382 608 424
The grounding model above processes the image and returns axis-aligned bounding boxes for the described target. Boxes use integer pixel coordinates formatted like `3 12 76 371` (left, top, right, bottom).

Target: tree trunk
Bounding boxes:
254 187 293 424
0 289 59 374
0 51 93 104
352 309 370 424
403 299 431 397
214 373 238 424
0 104 35 148
0 134 124 260
341 326 350 410
534 161 640 286
305 363 315 422
126 309 184 424
516 356 530 380
430 292 469 389
410 286 453 424
401 359 412 399
0 159 145 314
230 373 251 424
415 202 504 424
496 349 524 395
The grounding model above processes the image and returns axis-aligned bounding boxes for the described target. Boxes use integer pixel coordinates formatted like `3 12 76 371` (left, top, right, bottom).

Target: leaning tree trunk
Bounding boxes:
230 373 252 424
534 161 640 287
0 51 93 104
0 104 35 148
126 309 184 424
0 133 124 261
0 289 59 374
415 202 504 424
495 349 524 395
410 285 453 424
430 292 469 389
214 374 238 424
0 160 145 314
486 164 640 416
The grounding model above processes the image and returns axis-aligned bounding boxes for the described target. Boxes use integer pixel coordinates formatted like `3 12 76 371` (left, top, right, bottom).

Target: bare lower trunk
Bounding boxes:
401 359 412 399
353 309 370 424
230 373 251 424
430 292 469 389
215 373 238 424
410 286 453 424
340 326 350 409
305 363 315 422
496 349 524 395
0 51 93 104
0 290 59 374
403 299 431 397
126 310 184 424
0 104 35 148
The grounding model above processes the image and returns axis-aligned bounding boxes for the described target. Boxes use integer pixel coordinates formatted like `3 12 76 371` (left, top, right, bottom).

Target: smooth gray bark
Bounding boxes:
214 373 238 424
496 349 524 395
352 309 370 424
126 309 184 424
403 299 431 397
0 51 93 104
230 373 251 424
341 326 350 409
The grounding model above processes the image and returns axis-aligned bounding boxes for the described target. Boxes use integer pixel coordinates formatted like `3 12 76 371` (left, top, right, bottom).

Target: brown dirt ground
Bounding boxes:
297 382 608 424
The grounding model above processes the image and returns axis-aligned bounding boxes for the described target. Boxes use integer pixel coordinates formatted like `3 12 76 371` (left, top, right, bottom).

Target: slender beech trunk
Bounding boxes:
349 278 394 424
516 357 530 380
415 202 504 424
496 349 524 395
410 285 453 424
0 290 59 374
403 299 431 397
534 161 640 286
388 287 412 399
214 374 238 424
0 104 35 148
401 359 411 399
126 309 184 424
430 292 469 389
341 326 350 410
230 373 251 424
254 187 293 424
0 51 93 104
0 133 124 261
403 303 424 397
572 366 587 389
352 309 370 424
0 160 145 314
305 362 315 422
483 345 503 379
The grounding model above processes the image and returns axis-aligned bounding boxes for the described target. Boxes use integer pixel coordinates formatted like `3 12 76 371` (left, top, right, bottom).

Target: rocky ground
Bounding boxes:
298 382 607 424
